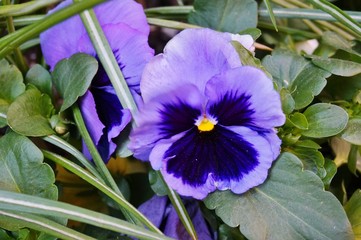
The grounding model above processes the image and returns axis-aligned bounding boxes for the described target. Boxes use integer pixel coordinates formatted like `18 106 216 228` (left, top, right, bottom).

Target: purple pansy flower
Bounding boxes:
40 0 154 162
138 195 215 239
129 28 285 199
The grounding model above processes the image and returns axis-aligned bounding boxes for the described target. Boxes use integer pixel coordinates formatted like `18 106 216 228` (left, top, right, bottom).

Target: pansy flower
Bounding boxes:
40 0 154 162
129 28 285 199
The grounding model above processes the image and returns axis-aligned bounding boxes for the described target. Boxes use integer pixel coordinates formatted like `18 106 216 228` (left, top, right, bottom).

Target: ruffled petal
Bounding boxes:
79 91 105 149
79 89 131 162
140 28 246 102
149 125 277 199
129 84 204 161
40 0 150 69
206 66 285 129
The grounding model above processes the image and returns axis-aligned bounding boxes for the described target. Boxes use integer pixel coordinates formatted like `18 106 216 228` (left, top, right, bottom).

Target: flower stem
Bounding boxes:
3 0 28 74
42 150 163 235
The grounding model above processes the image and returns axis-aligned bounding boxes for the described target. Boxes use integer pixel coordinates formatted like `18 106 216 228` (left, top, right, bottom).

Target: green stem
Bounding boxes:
258 21 318 38
147 17 200 30
3 0 28 73
72 104 142 226
74 1 138 119
42 150 163 235
43 135 103 181
157 172 198 240
0 210 95 240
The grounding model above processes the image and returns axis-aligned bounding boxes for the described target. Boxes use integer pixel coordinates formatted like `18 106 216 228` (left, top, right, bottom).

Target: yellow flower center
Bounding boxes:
197 117 215 132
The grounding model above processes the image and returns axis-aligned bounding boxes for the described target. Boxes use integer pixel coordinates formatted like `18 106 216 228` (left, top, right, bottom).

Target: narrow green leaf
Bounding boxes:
74 4 138 118
341 118 361 145
42 150 162 235
344 190 361 239
52 53 98 112
188 0 258 33
305 0 361 37
0 0 61 17
262 49 330 109
0 0 107 58
262 0 278 31
0 132 57 200
7 88 55 136
311 57 361 77
302 103 348 138
0 210 94 240
0 190 171 240
204 152 354 240
25 64 52 97
0 59 25 127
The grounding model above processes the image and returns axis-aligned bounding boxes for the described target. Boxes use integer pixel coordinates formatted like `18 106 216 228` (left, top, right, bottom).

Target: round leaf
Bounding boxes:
204 153 353 240
0 59 25 127
302 103 348 138
7 88 55 137
52 53 98 112
0 131 57 200
188 0 257 33
262 49 330 109
341 118 361 145
25 64 53 96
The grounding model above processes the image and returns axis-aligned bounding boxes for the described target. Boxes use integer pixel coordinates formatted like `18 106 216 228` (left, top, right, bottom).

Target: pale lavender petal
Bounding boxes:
140 28 244 102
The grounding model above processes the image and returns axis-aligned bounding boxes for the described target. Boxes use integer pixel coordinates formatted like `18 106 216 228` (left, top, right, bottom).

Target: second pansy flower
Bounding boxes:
40 0 154 162
130 28 285 199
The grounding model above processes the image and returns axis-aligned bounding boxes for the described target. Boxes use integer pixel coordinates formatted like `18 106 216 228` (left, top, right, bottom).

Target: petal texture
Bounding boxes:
140 28 248 102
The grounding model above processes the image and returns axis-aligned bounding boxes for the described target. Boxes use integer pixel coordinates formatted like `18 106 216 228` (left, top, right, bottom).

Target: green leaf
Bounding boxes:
25 64 52 96
287 112 308 130
279 88 295 114
0 132 57 200
231 41 271 78
344 190 361 239
7 88 55 137
311 57 361 77
322 159 337 187
347 145 358 176
204 153 354 240
52 53 98 112
287 146 325 178
302 103 348 138
218 224 246 240
149 170 168 196
262 49 330 109
0 59 26 127
0 229 13 240
0 190 171 240
341 118 361 145
188 0 257 33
